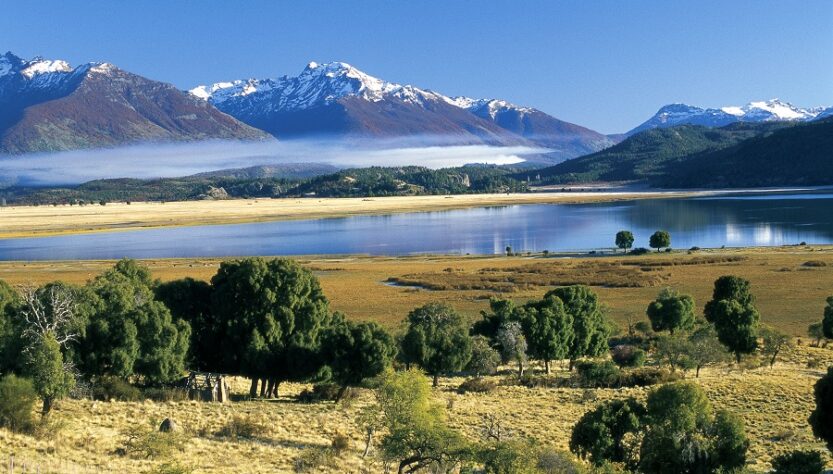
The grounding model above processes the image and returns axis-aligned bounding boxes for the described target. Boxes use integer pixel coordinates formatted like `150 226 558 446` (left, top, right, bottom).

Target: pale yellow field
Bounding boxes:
1 246 831 335
0 190 717 238
1 345 831 473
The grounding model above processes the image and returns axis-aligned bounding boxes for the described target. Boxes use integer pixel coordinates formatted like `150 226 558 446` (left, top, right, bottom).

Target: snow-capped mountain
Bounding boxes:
0 52 267 154
191 62 614 161
627 99 831 136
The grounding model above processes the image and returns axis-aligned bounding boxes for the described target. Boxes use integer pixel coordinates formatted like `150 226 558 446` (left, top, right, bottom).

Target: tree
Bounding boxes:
615 230 635 253
570 397 645 468
210 257 331 398
517 294 574 374
649 230 670 252
401 303 472 387
808 322 825 347
646 288 695 335
467 335 501 376
0 280 23 374
481 439 541 474
809 367 833 453
26 333 74 417
687 325 730 377
770 450 825 474
496 321 527 377
79 260 190 384
155 278 218 371
760 326 793 369
321 316 396 400
655 334 695 373
0 375 37 433
639 382 748 473
703 276 760 363
548 285 611 369
373 369 470 473
472 298 517 340
824 296 833 339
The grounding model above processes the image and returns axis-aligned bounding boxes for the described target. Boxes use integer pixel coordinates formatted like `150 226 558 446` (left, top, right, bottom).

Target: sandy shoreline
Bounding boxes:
0 188 812 239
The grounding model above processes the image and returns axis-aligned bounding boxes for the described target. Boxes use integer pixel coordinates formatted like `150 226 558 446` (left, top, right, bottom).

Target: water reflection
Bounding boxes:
0 192 832 260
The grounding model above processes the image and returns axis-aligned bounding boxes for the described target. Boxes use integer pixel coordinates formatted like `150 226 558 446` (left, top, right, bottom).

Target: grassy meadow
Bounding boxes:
1 246 832 472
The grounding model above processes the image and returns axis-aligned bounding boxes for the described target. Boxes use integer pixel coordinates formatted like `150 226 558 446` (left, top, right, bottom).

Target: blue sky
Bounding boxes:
2 0 831 133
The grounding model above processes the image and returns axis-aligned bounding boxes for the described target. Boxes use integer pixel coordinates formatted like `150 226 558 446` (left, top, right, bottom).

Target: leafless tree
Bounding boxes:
17 284 79 348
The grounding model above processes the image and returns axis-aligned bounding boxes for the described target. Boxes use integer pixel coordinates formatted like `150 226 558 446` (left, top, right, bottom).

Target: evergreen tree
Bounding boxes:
401 303 472 386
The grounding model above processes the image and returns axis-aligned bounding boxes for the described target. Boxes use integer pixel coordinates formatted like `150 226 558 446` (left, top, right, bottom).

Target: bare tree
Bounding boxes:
17 284 79 348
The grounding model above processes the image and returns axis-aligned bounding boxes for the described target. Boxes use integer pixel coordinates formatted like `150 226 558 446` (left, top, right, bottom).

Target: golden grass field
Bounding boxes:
1 247 832 472
0 190 723 239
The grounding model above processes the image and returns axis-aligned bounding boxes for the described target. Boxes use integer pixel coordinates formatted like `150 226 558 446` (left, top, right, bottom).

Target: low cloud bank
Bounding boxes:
0 138 547 186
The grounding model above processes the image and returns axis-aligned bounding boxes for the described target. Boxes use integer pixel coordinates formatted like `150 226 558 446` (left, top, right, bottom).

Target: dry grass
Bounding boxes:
1 246 831 335
1 345 831 473
0 189 715 239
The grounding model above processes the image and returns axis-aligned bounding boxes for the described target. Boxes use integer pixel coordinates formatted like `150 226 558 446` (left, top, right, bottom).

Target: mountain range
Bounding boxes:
0 51 829 172
0 52 267 154
189 61 615 162
627 99 832 136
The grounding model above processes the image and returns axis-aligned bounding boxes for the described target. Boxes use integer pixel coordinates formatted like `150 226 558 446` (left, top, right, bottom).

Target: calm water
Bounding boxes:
1 192 833 260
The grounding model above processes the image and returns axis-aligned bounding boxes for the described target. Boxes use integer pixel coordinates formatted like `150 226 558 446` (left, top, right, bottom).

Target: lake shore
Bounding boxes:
0 188 809 239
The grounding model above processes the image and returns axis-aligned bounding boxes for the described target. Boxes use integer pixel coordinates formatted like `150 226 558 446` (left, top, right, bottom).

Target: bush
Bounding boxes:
122 424 186 459
216 414 266 440
802 260 827 268
331 433 350 455
293 446 335 472
458 377 497 394
575 360 621 388
772 451 824 474
297 383 341 403
770 450 825 474
93 377 143 402
629 248 650 255
621 367 680 387
144 387 189 402
0 375 37 433
147 462 194 474
536 449 586 474
611 345 646 368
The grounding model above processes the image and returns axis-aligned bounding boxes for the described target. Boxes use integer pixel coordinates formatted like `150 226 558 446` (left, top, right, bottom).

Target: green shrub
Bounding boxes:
621 367 680 387
536 448 586 473
629 248 650 255
575 360 621 388
611 345 646 368
93 377 143 402
458 377 497 394
0 375 37 433
481 439 541 474
770 450 825 474
147 462 194 474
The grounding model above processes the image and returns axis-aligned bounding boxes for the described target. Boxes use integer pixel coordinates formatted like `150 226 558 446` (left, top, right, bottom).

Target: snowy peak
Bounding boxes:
629 99 830 135
449 97 535 119
20 57 72 78
190 61 447 111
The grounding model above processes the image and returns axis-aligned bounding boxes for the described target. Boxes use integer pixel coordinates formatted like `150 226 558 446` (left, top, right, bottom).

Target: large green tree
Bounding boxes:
547 285 611 369
26 333 74 417
400 303 472 387
321 316 396 400
78 259 190 384
517 293 574 374
646 288 695 335
570 397 645 468
615 230 635 252
639 382 748 473
155 278 218 371
703 276 760 363
809 367 833 453
210 257 331 398
649 230 671 252
0 280 23 374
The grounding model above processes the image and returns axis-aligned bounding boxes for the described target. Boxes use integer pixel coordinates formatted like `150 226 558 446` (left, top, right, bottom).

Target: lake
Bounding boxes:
1 191 832 260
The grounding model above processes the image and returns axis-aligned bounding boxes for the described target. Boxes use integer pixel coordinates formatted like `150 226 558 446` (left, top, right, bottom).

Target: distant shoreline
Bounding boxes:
0 187 825 240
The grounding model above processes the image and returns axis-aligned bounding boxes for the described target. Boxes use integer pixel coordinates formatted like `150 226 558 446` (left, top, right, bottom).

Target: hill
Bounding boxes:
531 123 786 185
